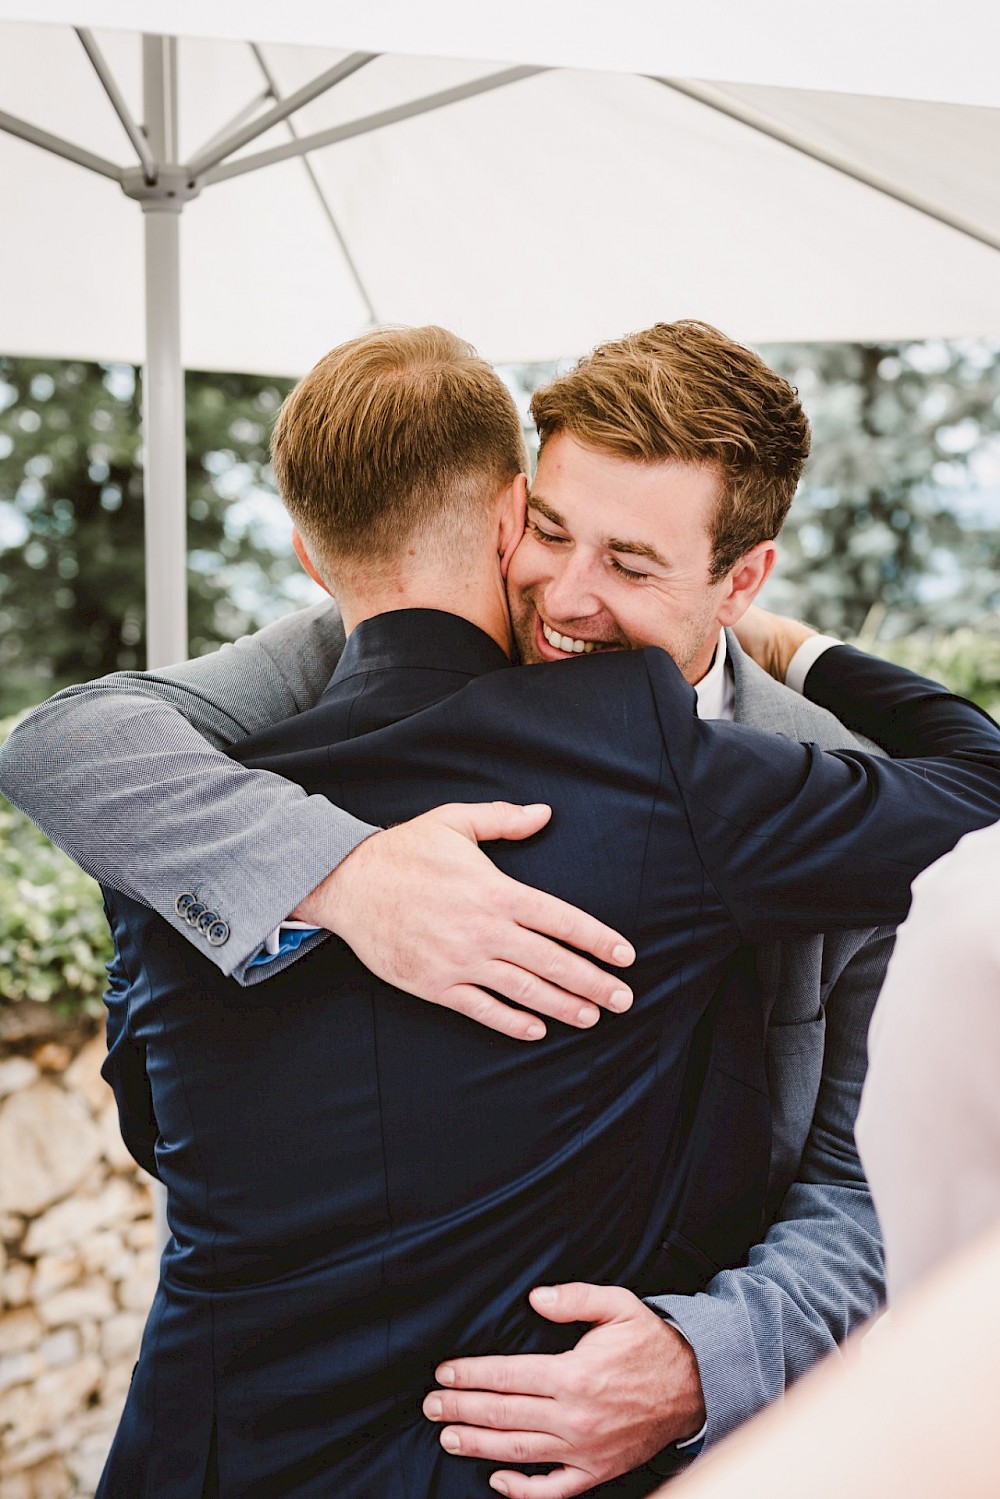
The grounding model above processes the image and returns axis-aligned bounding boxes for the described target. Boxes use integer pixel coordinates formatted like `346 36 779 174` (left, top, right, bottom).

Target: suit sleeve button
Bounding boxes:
175 892 196 917
206 920 230 947
196 909 219 933
184 902 207 927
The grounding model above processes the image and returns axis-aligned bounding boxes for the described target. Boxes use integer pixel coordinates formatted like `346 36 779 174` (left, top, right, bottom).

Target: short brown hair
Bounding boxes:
530 320 810 578
272 325 527 572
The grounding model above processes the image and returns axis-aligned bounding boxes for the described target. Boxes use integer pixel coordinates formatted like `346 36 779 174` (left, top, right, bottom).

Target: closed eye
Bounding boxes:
526 518 569 545
609 557 649 582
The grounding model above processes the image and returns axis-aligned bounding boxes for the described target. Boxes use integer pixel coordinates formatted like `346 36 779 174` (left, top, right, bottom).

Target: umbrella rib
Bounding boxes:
653 77 1000 256
76 27 157 182
249 44 379 326
0 106 121 180
187 51 377 177
191 89 274 162
201 65 548 187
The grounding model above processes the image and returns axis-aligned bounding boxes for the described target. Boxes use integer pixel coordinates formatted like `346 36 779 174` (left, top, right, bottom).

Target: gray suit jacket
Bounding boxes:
0 607 889 1449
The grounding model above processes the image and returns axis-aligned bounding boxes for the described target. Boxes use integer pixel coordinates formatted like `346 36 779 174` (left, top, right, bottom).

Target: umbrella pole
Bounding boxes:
141 36 187 669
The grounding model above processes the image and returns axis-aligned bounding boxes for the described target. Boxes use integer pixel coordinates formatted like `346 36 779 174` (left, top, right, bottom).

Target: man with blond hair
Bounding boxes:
4 323 996 1495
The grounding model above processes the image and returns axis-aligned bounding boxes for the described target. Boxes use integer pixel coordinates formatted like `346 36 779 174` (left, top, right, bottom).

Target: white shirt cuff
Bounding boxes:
785 635 843 695
657 1316 707 1450
675 1420 708 1450
263 919 321 957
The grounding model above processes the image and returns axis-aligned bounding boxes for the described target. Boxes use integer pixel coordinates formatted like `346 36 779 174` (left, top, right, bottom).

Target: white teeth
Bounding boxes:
542 622 596 654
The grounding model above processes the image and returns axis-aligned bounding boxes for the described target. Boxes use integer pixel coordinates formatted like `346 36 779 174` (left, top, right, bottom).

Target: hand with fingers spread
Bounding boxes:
422 1282 706 1497
293 802 636 1042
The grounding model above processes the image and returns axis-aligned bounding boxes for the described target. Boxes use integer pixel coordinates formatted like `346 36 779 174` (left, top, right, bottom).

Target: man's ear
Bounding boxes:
291 527 333 597
498 474 528 579
715 541 777 627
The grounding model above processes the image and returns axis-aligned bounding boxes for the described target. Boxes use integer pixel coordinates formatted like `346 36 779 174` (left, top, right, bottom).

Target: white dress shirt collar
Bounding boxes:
693 629 735 722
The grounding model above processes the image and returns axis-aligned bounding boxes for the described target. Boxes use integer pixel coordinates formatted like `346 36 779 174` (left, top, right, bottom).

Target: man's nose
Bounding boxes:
544 554 602 621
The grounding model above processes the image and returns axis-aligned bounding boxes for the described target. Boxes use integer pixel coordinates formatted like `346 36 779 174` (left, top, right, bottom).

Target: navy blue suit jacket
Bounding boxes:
98 611 1000 1498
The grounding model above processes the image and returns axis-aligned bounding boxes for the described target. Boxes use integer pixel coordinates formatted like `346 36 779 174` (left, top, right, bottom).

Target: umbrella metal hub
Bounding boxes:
121 164 202 209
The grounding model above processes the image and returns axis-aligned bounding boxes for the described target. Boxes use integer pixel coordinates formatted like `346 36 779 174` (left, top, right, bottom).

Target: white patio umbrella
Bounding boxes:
1 2 999 663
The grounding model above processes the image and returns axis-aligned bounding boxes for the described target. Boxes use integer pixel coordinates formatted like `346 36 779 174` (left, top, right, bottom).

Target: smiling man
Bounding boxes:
513 322 792 681
514 449 734 674
0 322 954 1492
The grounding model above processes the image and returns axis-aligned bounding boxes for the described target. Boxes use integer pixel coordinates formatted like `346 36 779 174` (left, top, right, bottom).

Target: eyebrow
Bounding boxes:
528 492 669 568
605 535 669 566
526 493 567 528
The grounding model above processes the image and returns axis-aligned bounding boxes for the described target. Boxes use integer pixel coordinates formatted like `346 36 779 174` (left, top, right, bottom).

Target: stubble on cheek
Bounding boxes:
507 588 541 664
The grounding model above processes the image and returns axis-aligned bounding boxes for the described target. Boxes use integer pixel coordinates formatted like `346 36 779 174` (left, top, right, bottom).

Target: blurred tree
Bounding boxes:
759 340 1000 637
0 358 297 717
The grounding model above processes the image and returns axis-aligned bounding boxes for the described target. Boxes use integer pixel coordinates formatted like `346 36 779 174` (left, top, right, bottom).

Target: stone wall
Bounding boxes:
0 1007 157 1498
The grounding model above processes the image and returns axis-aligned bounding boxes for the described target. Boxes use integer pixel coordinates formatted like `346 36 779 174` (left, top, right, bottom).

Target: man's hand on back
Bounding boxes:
422 1282 706 1497
293 802 636 1042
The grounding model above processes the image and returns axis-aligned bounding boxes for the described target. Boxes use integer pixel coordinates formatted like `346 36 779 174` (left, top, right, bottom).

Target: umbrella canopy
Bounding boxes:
13 0 1000 106
1 11 999 371
1 3 999 661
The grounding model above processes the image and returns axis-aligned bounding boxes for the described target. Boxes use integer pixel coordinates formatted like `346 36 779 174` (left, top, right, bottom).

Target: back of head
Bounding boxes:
530 320 811 578
272 326 528 582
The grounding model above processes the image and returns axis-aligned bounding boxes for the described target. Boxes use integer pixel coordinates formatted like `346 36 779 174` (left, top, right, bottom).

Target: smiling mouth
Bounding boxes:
540 620 618 655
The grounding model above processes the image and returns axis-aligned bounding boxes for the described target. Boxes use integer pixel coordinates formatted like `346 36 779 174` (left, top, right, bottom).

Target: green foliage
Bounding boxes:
0 719 111 1011
0 358 297 718
758 340 1000 636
